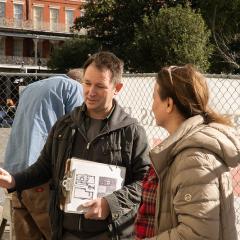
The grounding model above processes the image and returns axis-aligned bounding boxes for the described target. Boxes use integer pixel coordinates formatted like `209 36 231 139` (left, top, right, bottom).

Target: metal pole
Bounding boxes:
33 38 38 66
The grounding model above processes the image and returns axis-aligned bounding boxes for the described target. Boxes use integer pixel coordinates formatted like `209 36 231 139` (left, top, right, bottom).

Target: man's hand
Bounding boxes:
83 197 110 220
0 168 15 189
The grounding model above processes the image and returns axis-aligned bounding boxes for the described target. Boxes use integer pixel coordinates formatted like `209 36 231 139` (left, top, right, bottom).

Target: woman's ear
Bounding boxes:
166 97 174 113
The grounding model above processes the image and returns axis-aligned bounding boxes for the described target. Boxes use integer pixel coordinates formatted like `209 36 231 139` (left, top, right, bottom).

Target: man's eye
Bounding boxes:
84 82 91 86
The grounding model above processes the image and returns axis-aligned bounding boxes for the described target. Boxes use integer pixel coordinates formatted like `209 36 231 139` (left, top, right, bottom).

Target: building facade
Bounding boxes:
0 0 84 72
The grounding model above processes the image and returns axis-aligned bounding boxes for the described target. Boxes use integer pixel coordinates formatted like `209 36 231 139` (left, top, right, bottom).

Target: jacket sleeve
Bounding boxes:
104 124 150 222
154 150 223 240
12 124 56 191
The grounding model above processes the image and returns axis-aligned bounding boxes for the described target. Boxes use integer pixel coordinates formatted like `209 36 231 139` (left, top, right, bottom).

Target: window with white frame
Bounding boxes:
13 38 23 56
80 9 85 17
0 37 5 55
14 3 23 27
50 8 59 32
65 9 74 32
0 2 5 18
33 6 43 30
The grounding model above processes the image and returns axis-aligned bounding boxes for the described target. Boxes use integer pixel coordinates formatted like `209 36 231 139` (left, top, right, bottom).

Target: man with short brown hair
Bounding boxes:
1 52 150 240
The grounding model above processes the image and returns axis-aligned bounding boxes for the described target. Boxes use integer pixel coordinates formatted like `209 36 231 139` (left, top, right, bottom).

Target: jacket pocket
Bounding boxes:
17 182 50 212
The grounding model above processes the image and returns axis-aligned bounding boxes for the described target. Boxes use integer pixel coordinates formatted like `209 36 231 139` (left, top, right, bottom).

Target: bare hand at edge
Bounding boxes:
0 168 15 189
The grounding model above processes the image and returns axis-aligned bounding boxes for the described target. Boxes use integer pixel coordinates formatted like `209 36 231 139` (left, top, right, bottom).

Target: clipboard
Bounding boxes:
61 158 126 214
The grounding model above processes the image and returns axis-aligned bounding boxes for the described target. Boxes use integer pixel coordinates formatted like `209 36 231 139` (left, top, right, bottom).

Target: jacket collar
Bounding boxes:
150 115 205 177
69 100 137 133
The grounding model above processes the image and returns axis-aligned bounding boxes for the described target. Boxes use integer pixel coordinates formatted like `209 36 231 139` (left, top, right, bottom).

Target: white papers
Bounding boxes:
61 158 126 214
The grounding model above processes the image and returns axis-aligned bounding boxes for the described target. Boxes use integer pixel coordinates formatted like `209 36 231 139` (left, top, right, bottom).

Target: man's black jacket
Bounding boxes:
13 101 150 239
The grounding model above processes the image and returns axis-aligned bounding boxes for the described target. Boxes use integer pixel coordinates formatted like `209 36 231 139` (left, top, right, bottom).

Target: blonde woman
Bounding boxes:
135 64 240 240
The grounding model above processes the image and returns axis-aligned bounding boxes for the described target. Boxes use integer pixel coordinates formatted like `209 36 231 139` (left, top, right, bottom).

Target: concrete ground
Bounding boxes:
0 195 12 240
0 128 10 167
0 128 12 239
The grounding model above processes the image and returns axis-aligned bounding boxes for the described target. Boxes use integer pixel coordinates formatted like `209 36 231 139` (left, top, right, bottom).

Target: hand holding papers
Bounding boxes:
82 197 110 220
61 158 126 214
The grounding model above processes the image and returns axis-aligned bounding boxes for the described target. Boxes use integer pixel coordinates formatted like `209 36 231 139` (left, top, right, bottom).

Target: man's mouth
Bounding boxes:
87 98 97 103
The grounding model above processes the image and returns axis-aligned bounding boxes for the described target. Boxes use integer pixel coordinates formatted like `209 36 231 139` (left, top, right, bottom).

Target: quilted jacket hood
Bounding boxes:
150 115 240 176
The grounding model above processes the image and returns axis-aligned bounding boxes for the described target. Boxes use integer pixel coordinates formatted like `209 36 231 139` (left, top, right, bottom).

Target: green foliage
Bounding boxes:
192 0 240 73
130 5 212 72
55 0 239 73
193 0 240 34
74 0 163 50
47 37 100 72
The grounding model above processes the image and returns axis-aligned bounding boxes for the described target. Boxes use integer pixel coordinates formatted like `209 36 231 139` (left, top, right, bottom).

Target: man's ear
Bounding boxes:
115 83 123 94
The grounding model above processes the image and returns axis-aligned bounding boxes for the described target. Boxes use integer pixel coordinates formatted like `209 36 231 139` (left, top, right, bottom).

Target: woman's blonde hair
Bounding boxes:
156 64 232 126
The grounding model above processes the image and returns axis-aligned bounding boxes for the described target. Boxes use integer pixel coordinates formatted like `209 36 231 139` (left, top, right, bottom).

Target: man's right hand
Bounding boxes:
0 168 15 189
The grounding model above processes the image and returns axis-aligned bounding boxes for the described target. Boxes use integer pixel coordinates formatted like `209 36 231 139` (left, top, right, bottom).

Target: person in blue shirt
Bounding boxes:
4 70 84 240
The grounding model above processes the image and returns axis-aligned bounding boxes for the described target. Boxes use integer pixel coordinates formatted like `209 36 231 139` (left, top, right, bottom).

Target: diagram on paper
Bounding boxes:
74 174 95 200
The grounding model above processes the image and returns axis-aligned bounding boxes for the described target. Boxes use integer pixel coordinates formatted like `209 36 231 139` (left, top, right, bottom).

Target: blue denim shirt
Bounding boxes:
4 75 84 173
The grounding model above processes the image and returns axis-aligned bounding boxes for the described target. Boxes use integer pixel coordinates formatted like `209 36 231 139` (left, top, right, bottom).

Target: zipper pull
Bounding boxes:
86 142 90 149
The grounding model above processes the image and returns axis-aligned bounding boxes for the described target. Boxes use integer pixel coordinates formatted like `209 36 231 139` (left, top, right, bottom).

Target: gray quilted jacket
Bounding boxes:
148 115 240 240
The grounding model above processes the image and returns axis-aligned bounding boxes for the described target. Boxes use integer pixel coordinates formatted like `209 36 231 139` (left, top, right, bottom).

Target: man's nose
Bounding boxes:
88 86 96 96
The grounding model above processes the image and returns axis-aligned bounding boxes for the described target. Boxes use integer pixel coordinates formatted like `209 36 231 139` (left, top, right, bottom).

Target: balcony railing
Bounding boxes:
0 17 77 34
0 55 48 66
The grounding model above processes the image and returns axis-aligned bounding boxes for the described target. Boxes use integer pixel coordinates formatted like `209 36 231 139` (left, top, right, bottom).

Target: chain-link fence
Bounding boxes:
120 73 240 238
0 72 240 236
0 73 63 128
